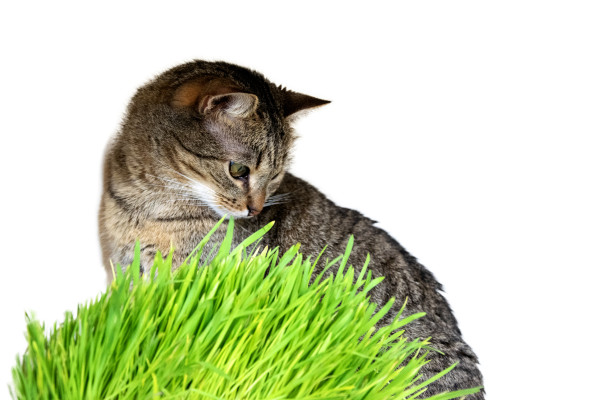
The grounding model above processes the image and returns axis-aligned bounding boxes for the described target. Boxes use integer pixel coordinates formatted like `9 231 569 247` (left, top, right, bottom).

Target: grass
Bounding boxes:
11 218 481 399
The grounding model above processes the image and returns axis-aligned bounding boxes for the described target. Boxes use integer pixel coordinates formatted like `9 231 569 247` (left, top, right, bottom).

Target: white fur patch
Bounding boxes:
191 181 248 219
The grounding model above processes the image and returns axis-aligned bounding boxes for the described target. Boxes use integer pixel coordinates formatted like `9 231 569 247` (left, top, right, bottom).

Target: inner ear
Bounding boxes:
171 78 216 108
201 93 259 118
171 78 258 119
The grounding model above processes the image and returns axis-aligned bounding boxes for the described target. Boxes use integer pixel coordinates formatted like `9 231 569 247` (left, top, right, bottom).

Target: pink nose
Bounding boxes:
247 206 262 217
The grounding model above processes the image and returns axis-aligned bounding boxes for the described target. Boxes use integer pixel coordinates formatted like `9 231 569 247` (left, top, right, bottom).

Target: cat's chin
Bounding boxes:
210 205 251 220
225 214 252 220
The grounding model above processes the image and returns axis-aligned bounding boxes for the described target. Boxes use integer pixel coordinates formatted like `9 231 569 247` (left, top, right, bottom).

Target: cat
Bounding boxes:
99 60 484 398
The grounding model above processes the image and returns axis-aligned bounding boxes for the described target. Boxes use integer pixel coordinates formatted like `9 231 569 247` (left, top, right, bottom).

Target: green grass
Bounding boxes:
11 218 480 399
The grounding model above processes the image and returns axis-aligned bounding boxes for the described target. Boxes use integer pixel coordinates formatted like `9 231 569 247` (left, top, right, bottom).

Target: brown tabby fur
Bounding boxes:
99 60 484 398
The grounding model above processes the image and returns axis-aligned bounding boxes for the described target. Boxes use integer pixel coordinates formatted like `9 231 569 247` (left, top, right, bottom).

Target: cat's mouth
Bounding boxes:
209 203 262 219
212 193 266 219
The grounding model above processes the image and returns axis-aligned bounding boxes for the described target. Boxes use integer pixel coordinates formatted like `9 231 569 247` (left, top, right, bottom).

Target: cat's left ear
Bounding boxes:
201 93 259 118
170 78 258 119
280 88 330 117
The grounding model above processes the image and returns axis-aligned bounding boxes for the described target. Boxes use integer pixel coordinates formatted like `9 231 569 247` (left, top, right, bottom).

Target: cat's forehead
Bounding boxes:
223 136 284 173
216 137 257 164
203 107 282 151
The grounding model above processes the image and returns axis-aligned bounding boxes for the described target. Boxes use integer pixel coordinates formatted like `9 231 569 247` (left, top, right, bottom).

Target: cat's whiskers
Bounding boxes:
233 224 252 235
145 170 220 209
145 174 195 191
145 173 185 184
148 185 212 205
264 193 292 207
163 199 213 208
167 170 225 216
158 166 202 186
144 183 195 194
165 196 210 202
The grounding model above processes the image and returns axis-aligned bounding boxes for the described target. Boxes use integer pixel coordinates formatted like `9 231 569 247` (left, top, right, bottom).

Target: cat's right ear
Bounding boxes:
280 87 330 117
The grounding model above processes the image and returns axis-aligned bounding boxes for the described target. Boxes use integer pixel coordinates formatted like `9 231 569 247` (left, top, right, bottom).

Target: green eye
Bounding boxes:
229 161 250 179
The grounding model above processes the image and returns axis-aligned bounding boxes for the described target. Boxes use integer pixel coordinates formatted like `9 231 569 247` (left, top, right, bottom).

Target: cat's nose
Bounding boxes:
247 191 265 217
247 206 262 217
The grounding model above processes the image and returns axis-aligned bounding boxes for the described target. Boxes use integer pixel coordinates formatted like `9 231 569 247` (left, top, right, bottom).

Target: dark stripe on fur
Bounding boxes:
173 134 221 161
107 183 133 213
180 160 207 180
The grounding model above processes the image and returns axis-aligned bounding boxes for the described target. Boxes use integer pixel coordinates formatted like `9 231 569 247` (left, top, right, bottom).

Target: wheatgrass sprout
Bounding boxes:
11 219 480 399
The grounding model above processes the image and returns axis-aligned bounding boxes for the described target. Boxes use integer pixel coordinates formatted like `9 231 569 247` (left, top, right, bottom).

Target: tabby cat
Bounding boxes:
99 60 484 398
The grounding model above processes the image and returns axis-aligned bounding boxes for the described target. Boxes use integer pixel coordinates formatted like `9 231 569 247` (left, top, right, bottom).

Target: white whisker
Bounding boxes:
162 166 201 186
145 184 194 193
147 165 222 214
268 193 292 200
145 173 194 188
264 192 292 207
235 224 252 235
167 198 208 202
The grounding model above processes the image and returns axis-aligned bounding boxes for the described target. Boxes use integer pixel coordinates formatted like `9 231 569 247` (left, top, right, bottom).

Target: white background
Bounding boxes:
1 1 599 399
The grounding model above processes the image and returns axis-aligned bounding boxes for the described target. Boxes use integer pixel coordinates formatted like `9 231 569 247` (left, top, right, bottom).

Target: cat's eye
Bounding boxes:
229 161 250 179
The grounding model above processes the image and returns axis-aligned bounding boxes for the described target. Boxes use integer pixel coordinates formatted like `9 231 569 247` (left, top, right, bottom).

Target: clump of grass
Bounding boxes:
11 219 480 399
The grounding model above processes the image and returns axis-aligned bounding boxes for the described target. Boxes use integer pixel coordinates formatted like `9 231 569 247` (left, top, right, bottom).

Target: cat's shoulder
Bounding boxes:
279 173 318 193
278 173 377 224
278 173 333 205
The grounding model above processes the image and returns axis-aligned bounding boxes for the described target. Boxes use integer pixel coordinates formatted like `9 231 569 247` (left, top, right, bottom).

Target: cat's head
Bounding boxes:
113 61 328 219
